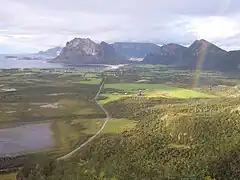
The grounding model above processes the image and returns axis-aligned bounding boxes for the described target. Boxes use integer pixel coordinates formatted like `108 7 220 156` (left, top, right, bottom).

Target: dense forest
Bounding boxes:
19 96 240 179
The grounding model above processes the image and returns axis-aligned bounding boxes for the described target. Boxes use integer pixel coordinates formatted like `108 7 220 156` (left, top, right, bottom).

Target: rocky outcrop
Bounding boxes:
54 38 127 65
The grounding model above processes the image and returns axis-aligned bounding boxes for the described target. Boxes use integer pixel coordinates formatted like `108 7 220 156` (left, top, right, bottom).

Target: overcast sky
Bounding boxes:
1 0 240 53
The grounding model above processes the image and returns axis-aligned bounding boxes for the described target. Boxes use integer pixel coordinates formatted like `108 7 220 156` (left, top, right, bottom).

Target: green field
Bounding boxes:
0 70 105 154
99 93 125 104
79 77 102 85
100 83 216 104
102 118 135 133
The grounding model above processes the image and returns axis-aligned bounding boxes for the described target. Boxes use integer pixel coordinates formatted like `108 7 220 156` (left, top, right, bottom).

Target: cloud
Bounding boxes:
214 33 240 51
1 0 240 53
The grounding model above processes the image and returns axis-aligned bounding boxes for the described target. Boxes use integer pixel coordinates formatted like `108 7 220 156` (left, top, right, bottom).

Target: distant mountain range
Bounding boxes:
111 42 160 59
143 39 240 71
143 43 187 65
45 37 240 71
37 46 63 57
0 47 63 61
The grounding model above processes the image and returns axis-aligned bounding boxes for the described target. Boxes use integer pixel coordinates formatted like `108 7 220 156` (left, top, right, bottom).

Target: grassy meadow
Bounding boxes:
101 83 215 104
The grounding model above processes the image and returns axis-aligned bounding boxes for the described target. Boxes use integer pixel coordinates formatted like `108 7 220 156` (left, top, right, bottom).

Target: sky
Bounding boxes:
1 0 240 53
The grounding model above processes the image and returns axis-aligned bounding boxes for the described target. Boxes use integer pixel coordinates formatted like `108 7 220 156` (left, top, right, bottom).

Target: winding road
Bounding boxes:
0 78 110 172
57 77 110 160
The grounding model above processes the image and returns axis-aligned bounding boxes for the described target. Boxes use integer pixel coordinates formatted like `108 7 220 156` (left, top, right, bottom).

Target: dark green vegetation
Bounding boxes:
2 65 240 179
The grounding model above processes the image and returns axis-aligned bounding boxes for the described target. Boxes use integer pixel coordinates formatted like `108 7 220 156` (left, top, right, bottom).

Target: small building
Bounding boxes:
16 174 23 180
137 89 143 96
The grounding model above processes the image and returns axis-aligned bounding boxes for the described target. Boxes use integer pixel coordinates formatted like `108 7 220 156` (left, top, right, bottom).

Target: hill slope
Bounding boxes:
20 97 240 180
179 39 227 69
143 39 240 71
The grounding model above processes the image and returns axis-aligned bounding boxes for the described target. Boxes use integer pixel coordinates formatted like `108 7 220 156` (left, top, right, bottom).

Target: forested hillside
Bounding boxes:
20 96 240 179
12 65 240 180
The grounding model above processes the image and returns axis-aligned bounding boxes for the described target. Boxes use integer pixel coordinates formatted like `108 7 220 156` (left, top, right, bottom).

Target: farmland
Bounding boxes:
101 82 215 104
0 69 106 156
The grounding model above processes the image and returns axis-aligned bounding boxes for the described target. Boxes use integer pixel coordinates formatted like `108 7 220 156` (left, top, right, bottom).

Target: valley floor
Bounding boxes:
1 65 240 180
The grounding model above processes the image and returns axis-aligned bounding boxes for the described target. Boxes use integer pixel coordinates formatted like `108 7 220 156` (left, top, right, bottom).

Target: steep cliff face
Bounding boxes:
112 42 160 59
99 42 127 64
143 43 187 65
54 38 127 65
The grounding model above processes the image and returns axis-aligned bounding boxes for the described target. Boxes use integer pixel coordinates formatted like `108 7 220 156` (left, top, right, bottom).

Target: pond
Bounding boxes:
0 123 55 156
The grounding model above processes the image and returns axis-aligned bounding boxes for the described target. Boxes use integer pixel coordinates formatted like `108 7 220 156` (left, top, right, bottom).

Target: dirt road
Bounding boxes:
57 77 110 160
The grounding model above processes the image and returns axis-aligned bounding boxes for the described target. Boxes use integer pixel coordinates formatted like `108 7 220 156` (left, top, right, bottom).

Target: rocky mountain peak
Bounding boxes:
189 39 208 49
54 38 127 65
100 41 113 50
100 41 108 45
189 39 226 54
161 43 187 53
199 39 208 43
64 38 99 56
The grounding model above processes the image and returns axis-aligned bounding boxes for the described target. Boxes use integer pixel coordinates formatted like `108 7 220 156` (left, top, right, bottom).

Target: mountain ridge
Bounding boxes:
112 42 160 59
143 39 240 71
51 37 240 71
38 46 63 57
